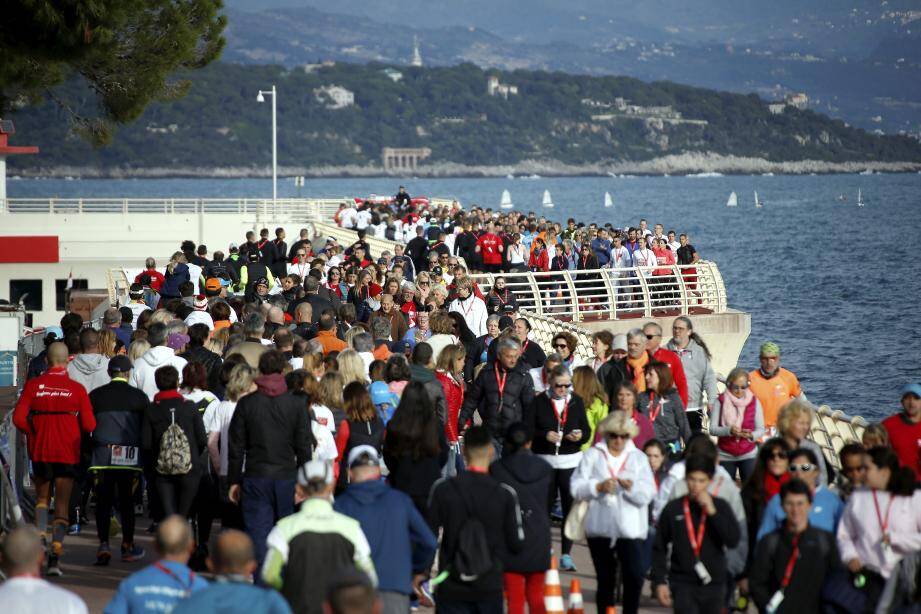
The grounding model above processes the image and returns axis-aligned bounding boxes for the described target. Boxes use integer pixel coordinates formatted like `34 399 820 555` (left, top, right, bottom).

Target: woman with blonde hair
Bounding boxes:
314 371 346 433
336 349 369 387
571 410 656 614
572 365 609 451
862 422 890 449
160 251 190 300
426 310 460 361
97 328 119 358
127 339 151 364
436 344 467 472
709 367 764 482
206 327 229 356
777 399 828 485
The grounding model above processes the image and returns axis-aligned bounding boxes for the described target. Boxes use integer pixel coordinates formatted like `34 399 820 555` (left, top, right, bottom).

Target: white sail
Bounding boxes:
604 191 613 208
857 188 864 207
500 189 513 209
726 191 738 207
754 190 762 208
542 189 554 208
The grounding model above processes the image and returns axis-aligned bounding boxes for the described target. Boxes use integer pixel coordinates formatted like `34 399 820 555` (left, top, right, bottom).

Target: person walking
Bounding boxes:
637 361 690 459
129 323 188 401
13 341 96 576
490 424 553 614
708 367 764 482
570 411 656 614
89 355 149 566
748 342 806 434
571 365 610 451
334 382 386 493
531 365 590 572
227 350 312 567
666 316 718 433
427 425 526 613
104 516 208 614
435 343 466 474
334 446 438 614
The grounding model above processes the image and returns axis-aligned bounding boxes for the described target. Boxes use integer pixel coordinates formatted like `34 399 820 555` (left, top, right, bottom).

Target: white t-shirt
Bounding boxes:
312 421 338 462
312 404 337 432
184 389 220 433
356 209 373 230
339 207 358 229
127 302 151 328
186 263 203 294
209 400 238 476
0 577 87 614
633 248 656 276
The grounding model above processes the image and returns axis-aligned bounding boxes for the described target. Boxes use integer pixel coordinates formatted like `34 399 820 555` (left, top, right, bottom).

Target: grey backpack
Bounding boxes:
156 408 192 475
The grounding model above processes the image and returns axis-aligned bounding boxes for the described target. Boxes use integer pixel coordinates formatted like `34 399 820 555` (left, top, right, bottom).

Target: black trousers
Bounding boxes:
686 408 705 433
670 581 725 614
191 471 219 546
587 536 645 614
549 466 576 555
154 471 200 517
94 469 139 544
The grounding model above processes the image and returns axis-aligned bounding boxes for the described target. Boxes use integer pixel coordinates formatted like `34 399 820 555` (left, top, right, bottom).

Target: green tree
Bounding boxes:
0 0 226 145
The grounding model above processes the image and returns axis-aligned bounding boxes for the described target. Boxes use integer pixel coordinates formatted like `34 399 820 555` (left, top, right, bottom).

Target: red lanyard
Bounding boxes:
648 392 662 422
154 562 195 594
495 364 508 400
873 490 894 535
781 533 801 588
460 296 475 316
682 497 707 558
552 397 569 426
521 340 529 354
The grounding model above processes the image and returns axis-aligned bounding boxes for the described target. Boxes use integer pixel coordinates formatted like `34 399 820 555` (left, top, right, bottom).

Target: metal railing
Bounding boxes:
1 197 345 219
469 262 727 322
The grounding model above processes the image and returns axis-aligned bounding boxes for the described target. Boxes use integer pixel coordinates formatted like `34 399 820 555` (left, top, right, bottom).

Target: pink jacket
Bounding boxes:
837 488 921 578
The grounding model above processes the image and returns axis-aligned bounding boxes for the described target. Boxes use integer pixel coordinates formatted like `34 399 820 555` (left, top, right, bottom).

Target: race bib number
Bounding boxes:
111 445 140 467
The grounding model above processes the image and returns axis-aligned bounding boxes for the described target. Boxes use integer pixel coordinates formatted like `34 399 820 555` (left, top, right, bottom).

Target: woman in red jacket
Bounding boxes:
528 237 550 273
435 343 466 475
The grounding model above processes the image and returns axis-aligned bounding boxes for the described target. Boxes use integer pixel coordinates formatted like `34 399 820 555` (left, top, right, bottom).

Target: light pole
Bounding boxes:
256 85 277 209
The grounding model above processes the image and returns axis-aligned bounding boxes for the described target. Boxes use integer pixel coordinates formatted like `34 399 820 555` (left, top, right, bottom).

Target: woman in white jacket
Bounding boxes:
571 410 655 614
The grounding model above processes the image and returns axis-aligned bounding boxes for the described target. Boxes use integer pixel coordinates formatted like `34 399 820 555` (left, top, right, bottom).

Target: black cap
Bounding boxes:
108 355 132 374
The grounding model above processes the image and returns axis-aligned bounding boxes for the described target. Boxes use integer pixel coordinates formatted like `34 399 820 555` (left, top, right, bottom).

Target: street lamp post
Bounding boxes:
256 85 277 210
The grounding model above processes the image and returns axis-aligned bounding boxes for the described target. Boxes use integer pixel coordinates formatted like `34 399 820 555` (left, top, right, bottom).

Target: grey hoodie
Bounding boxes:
67 353 111 393
665 338 718 410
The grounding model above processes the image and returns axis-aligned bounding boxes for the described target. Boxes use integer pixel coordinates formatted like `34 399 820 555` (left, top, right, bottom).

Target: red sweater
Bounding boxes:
883 413 921 481
13 366 96 464
653 348 689 409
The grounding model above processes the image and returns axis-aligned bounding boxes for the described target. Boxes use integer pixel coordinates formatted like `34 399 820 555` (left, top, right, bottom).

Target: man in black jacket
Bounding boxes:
405 226 430 276
427 425 525 612
179 324 222 391
227 350 312 567
458 336 535 452
749 479 840 614
201 251 239 287
287 276 333 323
653 455 741 612
89 355 150 565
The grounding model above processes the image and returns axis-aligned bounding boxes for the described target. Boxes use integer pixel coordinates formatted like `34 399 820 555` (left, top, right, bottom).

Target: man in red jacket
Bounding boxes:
475 221 505 273
13 342 96 576
643 322 688 408
883 383 921 482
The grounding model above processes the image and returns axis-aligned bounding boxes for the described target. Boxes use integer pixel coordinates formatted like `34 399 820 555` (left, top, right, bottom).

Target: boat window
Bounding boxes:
55 278 88 311
9 279 43 311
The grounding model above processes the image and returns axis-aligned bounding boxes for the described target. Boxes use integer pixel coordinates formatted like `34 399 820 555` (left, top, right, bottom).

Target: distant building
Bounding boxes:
382 68 403 83
382 147 431 172
487 76 518 99
785 93 808 109
411 36 423 67
768 103 786 115
313 85 355 109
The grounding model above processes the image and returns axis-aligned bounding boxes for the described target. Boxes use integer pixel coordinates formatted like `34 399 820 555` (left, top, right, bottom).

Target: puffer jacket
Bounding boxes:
665 338 718 410
435 370 464 443
458 362 535 442
160 263 190 298
128 345 188 401
67 352 111 393
570 441 655 540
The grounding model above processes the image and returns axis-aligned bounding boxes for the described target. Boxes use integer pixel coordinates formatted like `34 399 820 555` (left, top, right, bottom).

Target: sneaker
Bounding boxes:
94 543 112 566
67 524 81 536
121 543 147 563
46 555 63 577
418 580 435 608
560 554 577 572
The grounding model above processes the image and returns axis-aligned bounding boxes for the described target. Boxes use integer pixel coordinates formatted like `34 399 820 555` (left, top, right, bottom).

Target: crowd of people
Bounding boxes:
4 189 921 614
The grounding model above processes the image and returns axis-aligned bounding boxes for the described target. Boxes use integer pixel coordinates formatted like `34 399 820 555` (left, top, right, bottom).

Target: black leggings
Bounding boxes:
154 472 200 517
549 467 576 555
191 472 219 546
94 470 139 545
587 536 645 614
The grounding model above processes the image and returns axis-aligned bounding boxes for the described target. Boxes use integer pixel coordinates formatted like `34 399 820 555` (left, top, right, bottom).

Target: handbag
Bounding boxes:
563 499 589 542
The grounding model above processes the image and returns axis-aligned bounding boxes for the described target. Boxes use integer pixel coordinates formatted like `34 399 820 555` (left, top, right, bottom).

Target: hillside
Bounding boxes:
8 61 921 175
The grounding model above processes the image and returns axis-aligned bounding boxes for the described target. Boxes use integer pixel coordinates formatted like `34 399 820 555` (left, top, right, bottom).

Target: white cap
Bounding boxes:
612 334 628 353
347 445 381 468
297 460 334 486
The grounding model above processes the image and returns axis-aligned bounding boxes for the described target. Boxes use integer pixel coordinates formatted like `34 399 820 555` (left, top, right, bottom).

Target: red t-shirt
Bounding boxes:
883 413 921 481
135 269 165 292
477 233 503 265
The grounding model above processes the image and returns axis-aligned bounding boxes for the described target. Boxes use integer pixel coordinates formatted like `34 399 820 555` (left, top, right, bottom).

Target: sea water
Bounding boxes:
9 173 921 420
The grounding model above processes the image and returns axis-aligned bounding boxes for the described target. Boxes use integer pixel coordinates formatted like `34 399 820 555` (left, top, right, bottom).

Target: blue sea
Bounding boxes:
9 172 921 421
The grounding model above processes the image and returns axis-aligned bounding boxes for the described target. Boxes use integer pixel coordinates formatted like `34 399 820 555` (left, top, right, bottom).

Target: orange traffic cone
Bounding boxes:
567 578 584 614
544 556 565 614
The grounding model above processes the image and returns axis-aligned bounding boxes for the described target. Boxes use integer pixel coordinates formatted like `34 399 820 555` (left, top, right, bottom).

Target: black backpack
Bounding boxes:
450 479 494 582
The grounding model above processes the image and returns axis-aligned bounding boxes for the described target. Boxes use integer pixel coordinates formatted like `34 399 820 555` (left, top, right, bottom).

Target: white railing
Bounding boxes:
469 262 727 322
1 197 345 219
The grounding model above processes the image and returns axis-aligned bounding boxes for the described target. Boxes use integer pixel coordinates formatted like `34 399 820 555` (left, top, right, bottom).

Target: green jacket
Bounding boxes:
581 397 610 451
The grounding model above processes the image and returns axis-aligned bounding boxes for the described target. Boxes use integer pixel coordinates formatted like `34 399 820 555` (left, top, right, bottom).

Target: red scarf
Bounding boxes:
764 472 791 501
153 390 184 403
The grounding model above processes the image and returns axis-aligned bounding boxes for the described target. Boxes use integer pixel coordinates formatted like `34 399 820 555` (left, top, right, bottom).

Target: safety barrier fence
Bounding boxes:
1 197 344 219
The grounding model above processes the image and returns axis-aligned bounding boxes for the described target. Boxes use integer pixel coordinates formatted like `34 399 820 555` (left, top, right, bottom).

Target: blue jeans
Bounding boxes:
241 476 295 567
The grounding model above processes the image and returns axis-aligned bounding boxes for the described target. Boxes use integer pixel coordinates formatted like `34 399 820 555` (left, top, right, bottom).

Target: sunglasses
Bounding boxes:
789 463 815 473
553 344 569 349
418 282 430 286
553 382 572 389
607 433 630 440
768 451 788 460
645 333 660 340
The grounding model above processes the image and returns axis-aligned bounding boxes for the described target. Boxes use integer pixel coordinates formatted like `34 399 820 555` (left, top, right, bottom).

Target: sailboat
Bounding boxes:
726 191 738 207
500 189 513 209
857 188 864 208
754 191 763 208
542 189 554 208
604 192 613 208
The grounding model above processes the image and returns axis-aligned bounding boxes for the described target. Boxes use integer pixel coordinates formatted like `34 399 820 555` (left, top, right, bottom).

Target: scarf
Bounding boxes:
153 390 183 403
764 472 791 501
721 389 754 429
626 352 649 391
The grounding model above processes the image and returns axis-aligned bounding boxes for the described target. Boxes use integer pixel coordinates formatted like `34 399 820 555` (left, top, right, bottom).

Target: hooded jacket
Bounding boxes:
129 345 188 401
160 263 190 298
409 364 448 426
67 353 111 393
489 450 553 573
334 479 437 595
227 373 312 484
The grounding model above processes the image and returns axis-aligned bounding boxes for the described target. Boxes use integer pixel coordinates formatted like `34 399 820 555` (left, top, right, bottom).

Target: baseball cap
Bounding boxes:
103 308 120 325
612 334 628 353
108 355 132 374
901 383 921 399
205 278 223 293
369 381 400 408
326 236 338 244
347 445 382 468
167 332 190 350
254 277 269 287
228 242 239 251
501 303 516 314
297 460 335 487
